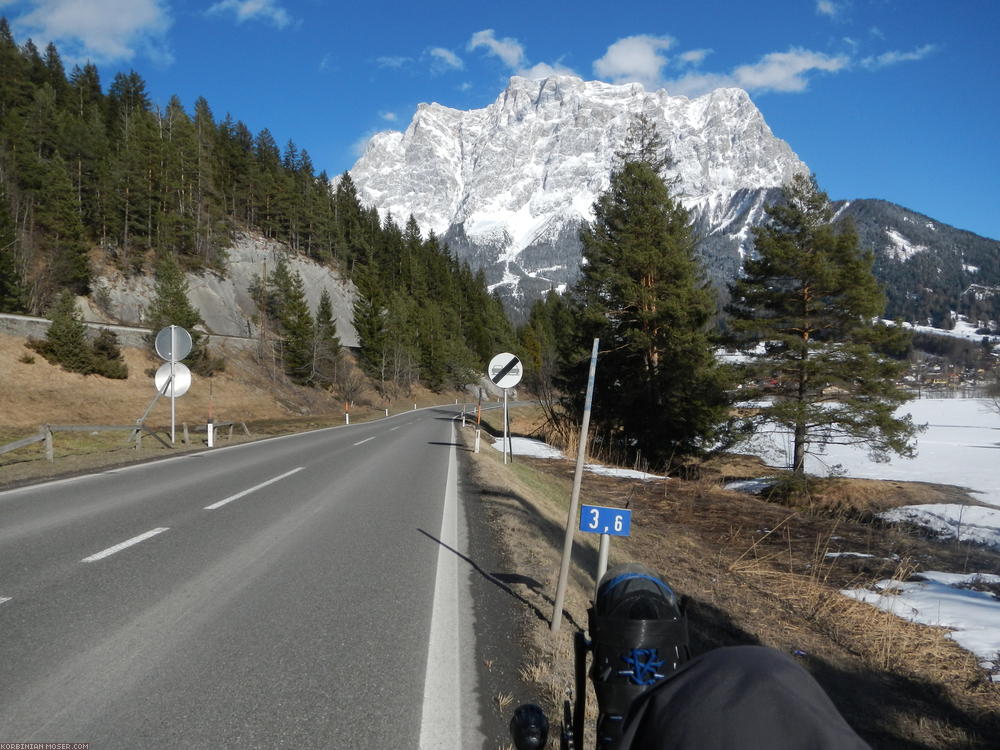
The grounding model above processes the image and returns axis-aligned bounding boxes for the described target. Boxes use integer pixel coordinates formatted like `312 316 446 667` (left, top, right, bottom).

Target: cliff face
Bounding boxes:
80 233 358 347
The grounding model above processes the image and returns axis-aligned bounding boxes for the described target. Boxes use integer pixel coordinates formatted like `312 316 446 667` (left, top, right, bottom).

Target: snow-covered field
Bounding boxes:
739 397 1000 676
492 399 1000 676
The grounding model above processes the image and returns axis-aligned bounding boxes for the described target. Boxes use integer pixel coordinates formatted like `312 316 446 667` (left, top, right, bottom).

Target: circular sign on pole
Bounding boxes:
155 326 193 362
488 352 523 389
154 362 192 398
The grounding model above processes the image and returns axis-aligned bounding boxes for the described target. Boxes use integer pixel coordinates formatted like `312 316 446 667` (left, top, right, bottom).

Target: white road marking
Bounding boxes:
390 426 401 432
81 527 169 563
353 437 375 446
204 467 304 510
0 596 11 605
419 425 462 749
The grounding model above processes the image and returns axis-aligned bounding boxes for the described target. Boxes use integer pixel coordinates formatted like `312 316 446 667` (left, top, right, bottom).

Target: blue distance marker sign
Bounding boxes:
579 504 632 537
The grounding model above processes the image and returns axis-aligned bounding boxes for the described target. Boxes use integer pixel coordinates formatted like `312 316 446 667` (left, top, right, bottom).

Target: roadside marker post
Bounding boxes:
552 338 600 633
579 504 633 595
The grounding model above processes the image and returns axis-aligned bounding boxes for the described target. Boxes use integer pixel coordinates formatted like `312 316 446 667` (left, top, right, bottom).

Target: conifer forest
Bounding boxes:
0 19 514 390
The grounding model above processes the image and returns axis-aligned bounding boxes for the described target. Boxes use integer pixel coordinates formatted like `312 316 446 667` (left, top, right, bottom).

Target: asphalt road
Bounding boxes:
0 405 509 748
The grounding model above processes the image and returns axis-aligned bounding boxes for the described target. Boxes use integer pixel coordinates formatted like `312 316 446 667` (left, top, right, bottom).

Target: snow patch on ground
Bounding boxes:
843 572 1000 678
489 436 663 480
880 504 1000 550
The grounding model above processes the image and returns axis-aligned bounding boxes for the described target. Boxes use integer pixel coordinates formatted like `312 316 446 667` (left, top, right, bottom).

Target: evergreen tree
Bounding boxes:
727 174 919 475
145 252 207 368
279 268 314 384
90 327 128 379
563 157 730 465
310 287 341 386
32 290 92 373
0 192 27 312
352 265 389 387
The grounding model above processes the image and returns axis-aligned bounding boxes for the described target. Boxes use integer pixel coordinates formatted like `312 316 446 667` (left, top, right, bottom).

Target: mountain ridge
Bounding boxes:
351 75 1000 324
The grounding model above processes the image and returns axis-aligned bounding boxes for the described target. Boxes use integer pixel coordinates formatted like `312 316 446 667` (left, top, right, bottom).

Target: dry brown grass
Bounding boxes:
460 414 1000 749
0 331 470 488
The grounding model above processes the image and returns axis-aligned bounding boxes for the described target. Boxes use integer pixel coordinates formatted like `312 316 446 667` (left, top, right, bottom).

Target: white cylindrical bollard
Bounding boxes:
346 413 350 425
207 422 214 448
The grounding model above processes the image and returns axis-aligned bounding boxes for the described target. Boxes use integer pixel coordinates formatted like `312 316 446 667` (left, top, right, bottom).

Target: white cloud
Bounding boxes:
593 35 674 88
731 48 848 92
816 0 839 17
467 29 577 80
518 60 577 80
376 55 412 69
429 47 463 70
678 48 712 66
207 0 292 29
457 81 473 92
467 29 524 69
861 43 936 69
379 111 397 122
656 47 847 96
9 0 172 65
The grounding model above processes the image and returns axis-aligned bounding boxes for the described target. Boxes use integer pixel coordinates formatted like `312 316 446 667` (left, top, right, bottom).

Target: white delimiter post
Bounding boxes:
551 337 599 632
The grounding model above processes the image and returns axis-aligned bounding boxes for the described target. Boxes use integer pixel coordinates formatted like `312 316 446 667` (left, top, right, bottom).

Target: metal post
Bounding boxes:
502 387 509 464
595 534 610 598
170 325 176 444
552 338 599 632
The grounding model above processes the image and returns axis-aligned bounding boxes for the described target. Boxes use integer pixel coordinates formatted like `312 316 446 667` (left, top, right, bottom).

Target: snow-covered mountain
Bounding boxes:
349 74 1000 324
350 75 807 312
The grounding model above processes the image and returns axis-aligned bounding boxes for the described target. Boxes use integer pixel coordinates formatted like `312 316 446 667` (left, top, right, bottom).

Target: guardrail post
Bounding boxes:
182 422 190 445
44 425 53 461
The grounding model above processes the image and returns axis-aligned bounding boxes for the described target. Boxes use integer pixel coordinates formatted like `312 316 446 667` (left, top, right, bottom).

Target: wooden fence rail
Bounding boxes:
0 421 248 462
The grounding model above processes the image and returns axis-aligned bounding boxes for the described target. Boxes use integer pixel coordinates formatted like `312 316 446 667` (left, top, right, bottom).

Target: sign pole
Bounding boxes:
170 325 176 444
551 338 599 632
502 387 508 464
595 534 610 597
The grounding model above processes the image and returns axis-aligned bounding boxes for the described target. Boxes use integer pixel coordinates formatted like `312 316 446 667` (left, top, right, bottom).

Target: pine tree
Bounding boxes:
352 265 389 388
0 192 27 313
33 290 92 373
91 327 128 379
279 268 314 384
727 174 919 475
563 156 730 465
145 252 206 368
311 288 341 387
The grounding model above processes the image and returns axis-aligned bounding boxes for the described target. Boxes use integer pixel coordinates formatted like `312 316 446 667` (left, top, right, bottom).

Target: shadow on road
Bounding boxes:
417 527 567 627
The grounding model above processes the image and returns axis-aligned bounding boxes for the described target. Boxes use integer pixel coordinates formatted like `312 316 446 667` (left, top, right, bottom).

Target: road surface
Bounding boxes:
0 405 514 748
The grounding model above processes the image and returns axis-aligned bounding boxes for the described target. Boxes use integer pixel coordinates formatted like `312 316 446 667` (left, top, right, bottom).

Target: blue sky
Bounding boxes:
3 0 998 240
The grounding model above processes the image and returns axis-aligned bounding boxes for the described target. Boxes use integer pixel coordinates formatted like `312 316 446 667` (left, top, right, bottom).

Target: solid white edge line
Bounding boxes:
81 527 169 563
204 467 304 510
419 424 462 749
353 437 375 446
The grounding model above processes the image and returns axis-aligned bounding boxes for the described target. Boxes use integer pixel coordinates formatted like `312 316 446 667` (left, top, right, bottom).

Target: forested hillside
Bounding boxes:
0 18 513 390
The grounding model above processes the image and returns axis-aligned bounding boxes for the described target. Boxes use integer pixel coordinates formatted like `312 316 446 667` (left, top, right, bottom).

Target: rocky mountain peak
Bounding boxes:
349 75 809 310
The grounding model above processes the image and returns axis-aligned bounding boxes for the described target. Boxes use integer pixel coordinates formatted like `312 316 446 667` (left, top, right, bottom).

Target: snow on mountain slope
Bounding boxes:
350 75 807 311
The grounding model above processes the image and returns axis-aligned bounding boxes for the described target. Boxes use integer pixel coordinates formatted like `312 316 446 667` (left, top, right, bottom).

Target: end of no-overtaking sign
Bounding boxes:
488 352 522 389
